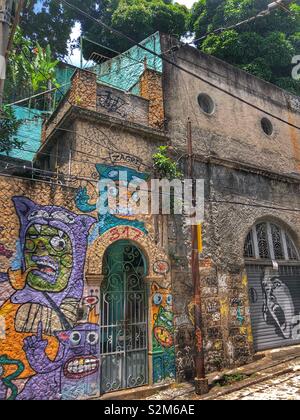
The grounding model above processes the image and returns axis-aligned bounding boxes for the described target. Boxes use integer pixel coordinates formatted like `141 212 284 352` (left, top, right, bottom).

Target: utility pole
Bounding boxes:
0 0 14 107
187 118 209 396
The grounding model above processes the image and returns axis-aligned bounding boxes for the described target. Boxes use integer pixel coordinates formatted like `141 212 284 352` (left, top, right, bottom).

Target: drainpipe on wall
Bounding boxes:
187 118 209 395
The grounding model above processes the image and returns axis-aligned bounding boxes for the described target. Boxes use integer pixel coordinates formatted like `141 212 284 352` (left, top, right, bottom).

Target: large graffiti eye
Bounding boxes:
50 236 66 252
28 210 49 221
87 332 99 345
52 211 75 224
153 293 163 306
167 295 173 306
70 331 81 346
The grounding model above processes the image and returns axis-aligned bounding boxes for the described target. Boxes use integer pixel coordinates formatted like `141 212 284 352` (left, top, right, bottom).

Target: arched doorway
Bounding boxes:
244 221 300 351
100 241 149 394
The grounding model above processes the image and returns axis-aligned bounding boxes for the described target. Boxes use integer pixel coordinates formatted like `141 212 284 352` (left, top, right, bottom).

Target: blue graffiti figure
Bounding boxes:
75 165 149 238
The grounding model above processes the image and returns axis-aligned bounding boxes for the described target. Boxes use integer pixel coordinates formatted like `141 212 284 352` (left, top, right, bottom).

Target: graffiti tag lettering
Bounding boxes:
97 90 127 118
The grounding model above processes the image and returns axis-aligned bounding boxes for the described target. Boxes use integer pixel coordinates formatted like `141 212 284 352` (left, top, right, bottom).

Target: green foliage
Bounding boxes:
20 1 75 58
78 0 189 58
190 0 300 95
153 146 183 180
213 373 249 387
0 106 24 155
4 27 59 103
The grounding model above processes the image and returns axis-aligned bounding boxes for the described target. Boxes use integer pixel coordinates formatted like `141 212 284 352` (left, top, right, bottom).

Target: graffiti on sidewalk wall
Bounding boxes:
151 282 176 384
0 197 98 400
75 164 150 241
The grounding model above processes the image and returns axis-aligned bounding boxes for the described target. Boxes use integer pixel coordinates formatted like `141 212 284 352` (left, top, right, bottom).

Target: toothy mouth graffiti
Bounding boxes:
24 223 73 292
154 326 173 348
31 256 59 283
63 356 99 379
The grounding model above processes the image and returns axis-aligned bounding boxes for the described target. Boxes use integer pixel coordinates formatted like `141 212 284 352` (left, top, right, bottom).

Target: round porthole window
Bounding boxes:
198 93 215 115
261 117 273 136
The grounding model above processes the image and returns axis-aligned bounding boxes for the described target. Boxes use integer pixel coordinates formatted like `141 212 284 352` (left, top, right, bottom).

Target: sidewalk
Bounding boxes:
145 344 300 400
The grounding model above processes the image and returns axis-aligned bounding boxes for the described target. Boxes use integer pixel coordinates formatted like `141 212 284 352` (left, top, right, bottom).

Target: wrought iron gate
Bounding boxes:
100 241 149 394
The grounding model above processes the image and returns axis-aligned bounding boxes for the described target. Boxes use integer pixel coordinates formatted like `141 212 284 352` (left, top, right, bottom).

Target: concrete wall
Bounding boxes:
96 84 149 126
161 35 300 175
160 35 300 376
0 91 175 400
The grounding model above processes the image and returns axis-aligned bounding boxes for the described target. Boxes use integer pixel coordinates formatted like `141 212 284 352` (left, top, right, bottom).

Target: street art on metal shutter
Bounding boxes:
245 222 300 351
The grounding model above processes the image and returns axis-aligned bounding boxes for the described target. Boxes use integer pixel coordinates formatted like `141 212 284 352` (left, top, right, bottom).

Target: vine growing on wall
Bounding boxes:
153 146 183 180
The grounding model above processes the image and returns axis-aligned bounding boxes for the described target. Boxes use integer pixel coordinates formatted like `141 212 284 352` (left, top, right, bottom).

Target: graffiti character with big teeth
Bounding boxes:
17 322 100 400
0 197 96 386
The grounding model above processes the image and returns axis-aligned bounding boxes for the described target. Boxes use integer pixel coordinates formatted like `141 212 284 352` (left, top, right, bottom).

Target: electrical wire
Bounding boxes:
2 164 300 213
188 0 294 45
54 0 300 132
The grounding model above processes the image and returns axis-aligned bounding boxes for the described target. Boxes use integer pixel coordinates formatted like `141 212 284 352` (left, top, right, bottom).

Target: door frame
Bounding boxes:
100 240 150 394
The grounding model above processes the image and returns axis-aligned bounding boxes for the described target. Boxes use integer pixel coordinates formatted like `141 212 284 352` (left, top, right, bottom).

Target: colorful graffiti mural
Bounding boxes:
151 282 176 384
0 197 98 400
17 322 100 400
75 164 150 239
0 227 14 259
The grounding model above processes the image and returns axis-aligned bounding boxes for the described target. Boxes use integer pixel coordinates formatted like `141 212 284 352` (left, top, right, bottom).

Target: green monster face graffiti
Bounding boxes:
24 225 73 292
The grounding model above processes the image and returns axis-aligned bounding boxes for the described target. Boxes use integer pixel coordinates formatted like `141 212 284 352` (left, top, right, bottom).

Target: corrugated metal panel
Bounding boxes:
247 265 300 352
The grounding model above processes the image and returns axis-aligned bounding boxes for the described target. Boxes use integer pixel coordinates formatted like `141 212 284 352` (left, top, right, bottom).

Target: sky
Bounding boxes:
178 0 196 7
66 0 197 67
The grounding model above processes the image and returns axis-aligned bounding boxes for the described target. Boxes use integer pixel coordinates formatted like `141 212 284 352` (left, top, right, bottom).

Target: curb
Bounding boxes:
197 367 296 400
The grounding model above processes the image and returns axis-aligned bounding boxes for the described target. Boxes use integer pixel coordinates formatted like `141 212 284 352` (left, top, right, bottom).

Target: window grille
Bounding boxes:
244 222 299 261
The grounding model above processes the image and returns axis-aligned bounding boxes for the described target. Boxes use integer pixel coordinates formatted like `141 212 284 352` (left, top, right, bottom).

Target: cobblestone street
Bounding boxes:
142 349 300 401
219 368 300 400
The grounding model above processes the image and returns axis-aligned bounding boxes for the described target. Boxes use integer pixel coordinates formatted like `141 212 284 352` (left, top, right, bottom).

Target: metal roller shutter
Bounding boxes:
247 265 300 352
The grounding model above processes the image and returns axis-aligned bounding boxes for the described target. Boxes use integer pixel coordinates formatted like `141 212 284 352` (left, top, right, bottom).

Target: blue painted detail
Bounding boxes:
1 106 47 162
11 239 22 271
237 306 245 326
75 187 97 213
75 165 150 238
97 32 162 93
153 352 176 384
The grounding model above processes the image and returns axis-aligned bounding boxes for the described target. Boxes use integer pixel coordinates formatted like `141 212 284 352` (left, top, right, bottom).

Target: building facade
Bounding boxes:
0 32 300 400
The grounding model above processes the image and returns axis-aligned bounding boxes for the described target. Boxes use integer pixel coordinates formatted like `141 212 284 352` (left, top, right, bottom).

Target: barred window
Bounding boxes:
244 222 299 261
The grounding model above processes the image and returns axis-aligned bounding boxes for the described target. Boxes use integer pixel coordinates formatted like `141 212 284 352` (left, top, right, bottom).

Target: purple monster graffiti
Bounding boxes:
10 197 96 336
17 322 100 400
0 197 97 400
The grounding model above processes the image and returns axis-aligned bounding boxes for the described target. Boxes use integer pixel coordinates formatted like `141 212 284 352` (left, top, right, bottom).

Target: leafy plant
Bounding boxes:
153 146 183 180
4 27 59 103
213 373 248 388
190 0 300 95
0 106 24 155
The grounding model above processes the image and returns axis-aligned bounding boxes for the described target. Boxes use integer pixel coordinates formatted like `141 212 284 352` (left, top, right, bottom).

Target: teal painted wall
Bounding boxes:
2 34 162 163
97 32 162 93
1 106 47 161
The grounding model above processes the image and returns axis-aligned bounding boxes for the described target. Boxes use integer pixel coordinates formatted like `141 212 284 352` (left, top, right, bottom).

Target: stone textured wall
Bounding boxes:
167 158 300 377
161 35 300 175
140 68 165 130
96 84 149 126
69 70 97 111
0 158 175 399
